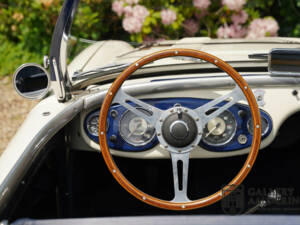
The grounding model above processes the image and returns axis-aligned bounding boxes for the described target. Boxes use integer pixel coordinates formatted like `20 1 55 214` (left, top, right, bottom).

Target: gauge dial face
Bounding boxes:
202 109 237 146
120 109 156 146
247 116 269 136
86 113 109 136
87 115 99 136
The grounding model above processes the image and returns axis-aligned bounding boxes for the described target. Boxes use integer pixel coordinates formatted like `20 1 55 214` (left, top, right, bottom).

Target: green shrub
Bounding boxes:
0 36 42 76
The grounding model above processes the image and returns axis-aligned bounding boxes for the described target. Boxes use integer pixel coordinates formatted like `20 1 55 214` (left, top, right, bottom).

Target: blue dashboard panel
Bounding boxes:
84 98 272 152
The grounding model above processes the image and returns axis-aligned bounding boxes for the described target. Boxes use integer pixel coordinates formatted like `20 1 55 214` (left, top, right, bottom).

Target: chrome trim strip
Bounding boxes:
72 62 269 89
0 99 84 214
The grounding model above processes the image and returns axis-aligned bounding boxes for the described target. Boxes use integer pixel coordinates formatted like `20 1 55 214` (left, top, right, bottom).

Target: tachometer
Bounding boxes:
202 109 237 146
119 108 156 146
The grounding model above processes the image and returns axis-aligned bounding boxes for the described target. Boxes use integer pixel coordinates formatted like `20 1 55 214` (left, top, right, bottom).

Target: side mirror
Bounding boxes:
13 63 50 100
269 48 300 76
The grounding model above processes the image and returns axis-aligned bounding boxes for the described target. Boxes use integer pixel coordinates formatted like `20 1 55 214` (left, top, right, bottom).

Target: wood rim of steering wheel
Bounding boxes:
99 49 261 210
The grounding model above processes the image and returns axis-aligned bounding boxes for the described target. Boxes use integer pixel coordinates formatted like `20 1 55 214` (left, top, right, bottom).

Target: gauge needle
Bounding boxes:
205 122 221 138
128 123 142 138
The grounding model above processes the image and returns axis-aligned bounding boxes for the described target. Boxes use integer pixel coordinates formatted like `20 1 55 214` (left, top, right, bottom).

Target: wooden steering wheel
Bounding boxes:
99 49 261 210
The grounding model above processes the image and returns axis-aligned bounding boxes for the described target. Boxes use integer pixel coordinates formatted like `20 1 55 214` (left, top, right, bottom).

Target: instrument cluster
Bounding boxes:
84 98 272 152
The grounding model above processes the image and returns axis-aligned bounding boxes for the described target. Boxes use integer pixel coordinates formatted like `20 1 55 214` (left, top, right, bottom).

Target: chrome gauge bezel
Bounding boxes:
202 109 237 147
119 108 156 147
247 116 269 136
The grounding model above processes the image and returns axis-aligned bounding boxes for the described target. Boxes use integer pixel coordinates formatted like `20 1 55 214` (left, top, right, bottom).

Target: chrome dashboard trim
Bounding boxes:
72 62 269 89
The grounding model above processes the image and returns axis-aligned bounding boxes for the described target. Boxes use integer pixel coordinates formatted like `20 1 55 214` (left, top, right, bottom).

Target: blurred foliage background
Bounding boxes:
0 0 300 76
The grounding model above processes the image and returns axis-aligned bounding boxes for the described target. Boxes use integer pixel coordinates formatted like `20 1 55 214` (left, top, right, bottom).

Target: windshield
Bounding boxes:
66 0 299 80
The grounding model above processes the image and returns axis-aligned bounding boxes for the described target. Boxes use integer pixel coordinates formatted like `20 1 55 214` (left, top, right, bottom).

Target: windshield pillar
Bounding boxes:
49 0 80 102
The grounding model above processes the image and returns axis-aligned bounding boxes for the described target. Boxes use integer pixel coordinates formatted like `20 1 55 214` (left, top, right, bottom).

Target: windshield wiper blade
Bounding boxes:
72 63 131 81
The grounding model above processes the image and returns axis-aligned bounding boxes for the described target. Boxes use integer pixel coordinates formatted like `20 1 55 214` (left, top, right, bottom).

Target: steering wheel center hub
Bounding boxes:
162 111 198 148
170 120 189 140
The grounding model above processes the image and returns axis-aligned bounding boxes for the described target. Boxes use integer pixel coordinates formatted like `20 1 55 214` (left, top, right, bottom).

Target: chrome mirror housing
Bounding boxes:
13 63 50 100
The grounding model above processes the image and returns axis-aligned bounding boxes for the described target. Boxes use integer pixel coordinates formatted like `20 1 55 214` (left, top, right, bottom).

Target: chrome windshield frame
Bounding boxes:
49 0 80 102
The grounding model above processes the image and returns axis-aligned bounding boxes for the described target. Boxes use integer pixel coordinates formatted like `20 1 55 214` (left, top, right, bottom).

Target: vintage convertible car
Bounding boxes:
1 0 300 224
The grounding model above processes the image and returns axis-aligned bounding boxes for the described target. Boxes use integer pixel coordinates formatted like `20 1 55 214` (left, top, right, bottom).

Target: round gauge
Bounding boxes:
119 109 156 146
86 115 99 136
86 113 109 136
202 109 237 146
247 116 269 136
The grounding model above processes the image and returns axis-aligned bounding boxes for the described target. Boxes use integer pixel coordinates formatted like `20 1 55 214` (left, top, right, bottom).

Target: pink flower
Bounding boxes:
122 16 143 33
143 36 165 45
195 10 207 19
217 24 247 38
193 0 211 10
183 19 199 36
125 0 139 5
123 5 133 17
231 10 248 25
222 0 246 11
161 9 177 25
247 18 279 39
133 5 149 21
112 1 124 17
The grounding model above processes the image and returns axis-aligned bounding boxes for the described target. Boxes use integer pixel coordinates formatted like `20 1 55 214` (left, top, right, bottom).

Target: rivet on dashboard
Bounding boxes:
112 169 116 173
181 205 186 209
136 63 139 67
170 109 174 113
157 133 161 136
100 132 104 135
244 86 248 90
214 59 218 63
247 164 251 168
109 92 113 96
184 109 188 112
175 51 179 55
42 112 51 116
142 196 146 200
256 125 260 128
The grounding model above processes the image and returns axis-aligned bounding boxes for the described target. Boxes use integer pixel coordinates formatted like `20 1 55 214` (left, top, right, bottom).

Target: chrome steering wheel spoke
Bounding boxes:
195 85 245 126
112 88 163 126
170 152 190 203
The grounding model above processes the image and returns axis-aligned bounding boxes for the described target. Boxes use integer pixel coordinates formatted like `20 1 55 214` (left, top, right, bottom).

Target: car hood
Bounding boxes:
68 37 300 87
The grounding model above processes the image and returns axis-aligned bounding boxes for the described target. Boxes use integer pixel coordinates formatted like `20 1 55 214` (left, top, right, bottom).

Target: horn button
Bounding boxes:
162 112 198 148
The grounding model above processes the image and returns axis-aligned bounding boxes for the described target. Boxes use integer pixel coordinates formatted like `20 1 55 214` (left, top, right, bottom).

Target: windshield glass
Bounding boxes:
66 0 300 80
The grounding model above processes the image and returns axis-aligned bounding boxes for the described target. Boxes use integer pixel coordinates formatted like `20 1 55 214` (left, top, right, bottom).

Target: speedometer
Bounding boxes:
119 108 156 146
202 109 237 146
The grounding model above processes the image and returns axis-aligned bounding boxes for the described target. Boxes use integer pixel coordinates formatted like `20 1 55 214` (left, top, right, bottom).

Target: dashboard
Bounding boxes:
83 97 272 153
